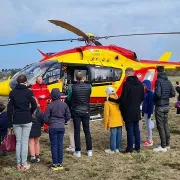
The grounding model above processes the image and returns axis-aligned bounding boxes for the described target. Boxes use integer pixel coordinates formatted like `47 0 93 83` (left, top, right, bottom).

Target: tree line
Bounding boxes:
0 68 179 80
0 68 21 79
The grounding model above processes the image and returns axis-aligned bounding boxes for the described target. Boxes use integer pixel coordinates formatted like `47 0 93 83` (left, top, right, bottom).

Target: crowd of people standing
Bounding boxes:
0 66 179 171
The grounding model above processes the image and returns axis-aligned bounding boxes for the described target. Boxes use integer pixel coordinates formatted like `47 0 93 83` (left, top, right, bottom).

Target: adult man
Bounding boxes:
67 72 92 158
120 68 144 153
31 76 50 132
153 66 175 152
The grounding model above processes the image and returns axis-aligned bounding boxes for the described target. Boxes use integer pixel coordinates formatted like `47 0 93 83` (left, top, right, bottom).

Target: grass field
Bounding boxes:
0 77 180 180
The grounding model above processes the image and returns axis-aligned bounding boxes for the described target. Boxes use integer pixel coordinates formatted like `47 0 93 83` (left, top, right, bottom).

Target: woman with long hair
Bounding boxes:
7 75 37 170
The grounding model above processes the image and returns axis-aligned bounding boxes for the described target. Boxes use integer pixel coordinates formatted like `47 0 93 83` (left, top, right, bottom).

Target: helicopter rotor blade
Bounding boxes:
98 31 180 39
1 31 180 47
49 20 89 40
0 38 79 47
94 40 102 46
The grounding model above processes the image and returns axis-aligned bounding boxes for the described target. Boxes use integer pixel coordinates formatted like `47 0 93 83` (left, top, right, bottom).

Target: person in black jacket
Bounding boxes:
175 82 180 114
7 75 37 170
153 66 176 152
29 98 44 163
120 68 144 153
67 72 92 158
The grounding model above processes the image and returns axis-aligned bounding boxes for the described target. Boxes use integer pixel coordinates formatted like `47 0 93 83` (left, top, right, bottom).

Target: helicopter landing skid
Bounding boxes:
90 114 103 122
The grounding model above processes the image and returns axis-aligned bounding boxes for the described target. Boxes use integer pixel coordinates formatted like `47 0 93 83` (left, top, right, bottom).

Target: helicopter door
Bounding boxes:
42 63 62 92
90 66 114 103
112 68 124 95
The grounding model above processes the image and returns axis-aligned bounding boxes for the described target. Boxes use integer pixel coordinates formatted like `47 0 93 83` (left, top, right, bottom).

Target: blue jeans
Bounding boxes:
110 127 122 151
13 123 32 166
49 128 65 165
125 121 140 152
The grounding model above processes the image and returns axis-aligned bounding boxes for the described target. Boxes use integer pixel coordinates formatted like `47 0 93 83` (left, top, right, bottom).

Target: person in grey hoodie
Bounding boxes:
44 88 71 170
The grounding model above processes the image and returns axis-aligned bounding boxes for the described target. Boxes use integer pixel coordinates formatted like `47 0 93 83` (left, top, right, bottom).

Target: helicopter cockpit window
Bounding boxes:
90 67 113 83
9 61 58 89
43 63 61 84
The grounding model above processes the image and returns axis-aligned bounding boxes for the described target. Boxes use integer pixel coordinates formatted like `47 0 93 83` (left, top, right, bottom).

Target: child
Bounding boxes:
104 87 123 154
64 96 75 152
44 88 71 170
29 98 44 163
0 102 8 156
142 80 154 147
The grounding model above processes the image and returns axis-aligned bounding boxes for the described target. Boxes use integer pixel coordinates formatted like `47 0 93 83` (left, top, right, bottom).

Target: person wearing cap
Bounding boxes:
153 66 175 152
104 86 123 154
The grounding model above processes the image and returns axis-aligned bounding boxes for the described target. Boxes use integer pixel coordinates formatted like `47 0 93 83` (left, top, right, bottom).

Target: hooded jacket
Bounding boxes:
104 94 123 130
120 76 144 123
153 72 176 107
31 82 50 112
142 80 154 118
44 88 71 130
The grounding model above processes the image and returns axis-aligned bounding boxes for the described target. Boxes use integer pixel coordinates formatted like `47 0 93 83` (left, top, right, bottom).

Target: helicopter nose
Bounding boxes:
0 78 12 96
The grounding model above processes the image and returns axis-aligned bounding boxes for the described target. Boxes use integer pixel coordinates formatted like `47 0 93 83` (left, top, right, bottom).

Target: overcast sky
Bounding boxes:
0 0 180 69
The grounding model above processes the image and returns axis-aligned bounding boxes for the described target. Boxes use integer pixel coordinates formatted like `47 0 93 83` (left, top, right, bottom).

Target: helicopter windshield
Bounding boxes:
10 60 58 89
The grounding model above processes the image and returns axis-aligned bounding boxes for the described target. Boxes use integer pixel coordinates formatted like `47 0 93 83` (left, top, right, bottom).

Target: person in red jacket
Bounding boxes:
31 76 50 132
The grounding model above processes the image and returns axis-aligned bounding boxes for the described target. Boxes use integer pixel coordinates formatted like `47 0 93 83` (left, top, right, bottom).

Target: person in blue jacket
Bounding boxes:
142 80 154 147
0 102 8 156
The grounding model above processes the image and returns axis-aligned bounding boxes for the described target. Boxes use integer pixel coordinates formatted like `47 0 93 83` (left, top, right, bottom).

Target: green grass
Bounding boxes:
0 76 179 180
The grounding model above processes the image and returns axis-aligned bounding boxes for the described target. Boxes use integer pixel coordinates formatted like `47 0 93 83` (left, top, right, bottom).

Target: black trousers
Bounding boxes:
72 111 92 151
155 106 170 148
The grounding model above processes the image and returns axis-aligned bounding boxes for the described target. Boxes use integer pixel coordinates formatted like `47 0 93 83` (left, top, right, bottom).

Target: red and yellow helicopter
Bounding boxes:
0 20 179 105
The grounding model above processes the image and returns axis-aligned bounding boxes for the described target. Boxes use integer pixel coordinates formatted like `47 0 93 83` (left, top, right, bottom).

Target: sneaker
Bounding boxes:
16 165 22 170
166 146 170 150
50 164 59 171
87 150 92 157
143 140 153 147
105 149 115 154
36 155 40 163
73 151 81 158
115 149 120 153
29 156 37 163
122 150 133 154
57 164 64 170
153 146 167 152
66 146 75 152
21 163 31 170
136 149 140 153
